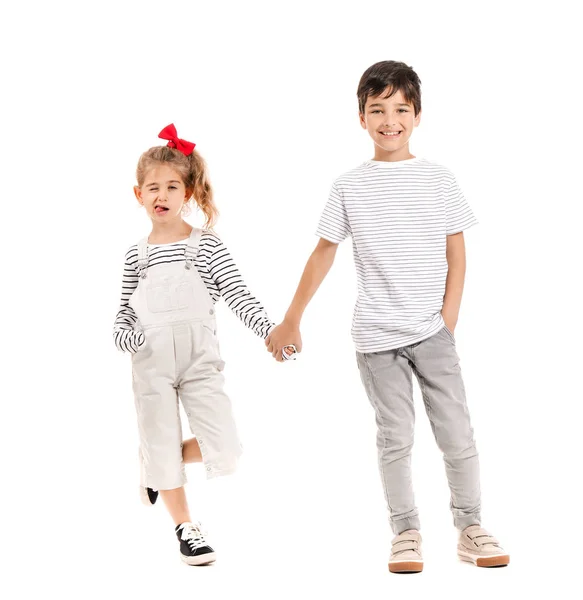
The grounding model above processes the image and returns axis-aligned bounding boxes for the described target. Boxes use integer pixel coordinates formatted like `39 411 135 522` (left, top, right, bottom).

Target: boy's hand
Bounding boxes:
441 310 457 335
266 321 302 363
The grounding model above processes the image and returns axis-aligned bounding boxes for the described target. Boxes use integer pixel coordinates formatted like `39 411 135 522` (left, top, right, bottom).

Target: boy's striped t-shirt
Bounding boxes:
316 157 478 353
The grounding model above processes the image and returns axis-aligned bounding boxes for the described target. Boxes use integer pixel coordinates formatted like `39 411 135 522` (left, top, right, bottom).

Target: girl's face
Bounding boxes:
134 164 190 223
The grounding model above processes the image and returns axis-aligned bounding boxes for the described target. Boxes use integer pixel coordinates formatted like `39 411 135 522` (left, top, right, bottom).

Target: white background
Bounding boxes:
2 1 582 598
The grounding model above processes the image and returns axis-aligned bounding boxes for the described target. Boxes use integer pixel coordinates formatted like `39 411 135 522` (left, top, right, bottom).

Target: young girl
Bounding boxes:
113 124 295 566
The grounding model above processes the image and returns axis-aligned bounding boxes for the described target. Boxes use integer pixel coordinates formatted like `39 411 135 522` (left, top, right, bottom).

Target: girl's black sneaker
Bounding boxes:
175 522 216 566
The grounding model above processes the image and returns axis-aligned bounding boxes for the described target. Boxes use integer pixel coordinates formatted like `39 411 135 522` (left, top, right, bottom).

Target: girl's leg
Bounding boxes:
157 439 201 525
157 439 202 525
182 437 202 463
160 487 191 526
164 487 216 565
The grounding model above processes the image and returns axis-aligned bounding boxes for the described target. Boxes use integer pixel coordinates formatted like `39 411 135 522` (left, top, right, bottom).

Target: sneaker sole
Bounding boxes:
389 561 423 573
181 552 216 566
457 549 510 567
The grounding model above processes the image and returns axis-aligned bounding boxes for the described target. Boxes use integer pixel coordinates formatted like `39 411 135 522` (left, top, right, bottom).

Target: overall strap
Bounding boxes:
184 228 202 269
136 237 149 279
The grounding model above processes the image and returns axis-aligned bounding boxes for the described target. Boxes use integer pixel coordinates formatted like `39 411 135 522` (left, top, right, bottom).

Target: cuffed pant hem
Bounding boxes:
391 515 421 535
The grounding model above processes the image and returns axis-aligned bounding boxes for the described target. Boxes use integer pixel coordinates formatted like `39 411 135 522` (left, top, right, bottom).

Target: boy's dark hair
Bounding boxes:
357 61 421 116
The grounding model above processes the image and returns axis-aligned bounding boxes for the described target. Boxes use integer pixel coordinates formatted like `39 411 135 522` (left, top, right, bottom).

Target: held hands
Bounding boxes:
266 320 302 363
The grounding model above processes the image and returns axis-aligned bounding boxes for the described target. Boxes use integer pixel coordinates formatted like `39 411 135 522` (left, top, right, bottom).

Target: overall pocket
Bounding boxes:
201 320 225 371
146 279 195 313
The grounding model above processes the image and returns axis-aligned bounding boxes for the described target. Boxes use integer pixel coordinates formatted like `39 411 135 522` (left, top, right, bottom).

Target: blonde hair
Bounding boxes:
136 146 219 229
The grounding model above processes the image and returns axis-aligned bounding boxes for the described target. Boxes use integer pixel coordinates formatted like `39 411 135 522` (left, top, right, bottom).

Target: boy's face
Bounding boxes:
359 88 421 159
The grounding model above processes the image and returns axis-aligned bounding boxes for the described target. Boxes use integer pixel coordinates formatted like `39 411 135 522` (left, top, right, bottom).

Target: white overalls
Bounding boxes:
129 228 242 491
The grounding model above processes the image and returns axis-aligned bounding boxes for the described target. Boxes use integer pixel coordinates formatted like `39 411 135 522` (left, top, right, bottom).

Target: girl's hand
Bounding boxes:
282 345 298 361
266 321 302 363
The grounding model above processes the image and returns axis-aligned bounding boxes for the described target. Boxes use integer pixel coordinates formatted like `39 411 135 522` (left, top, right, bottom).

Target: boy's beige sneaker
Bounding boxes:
458 525 509 567
389 529 423 573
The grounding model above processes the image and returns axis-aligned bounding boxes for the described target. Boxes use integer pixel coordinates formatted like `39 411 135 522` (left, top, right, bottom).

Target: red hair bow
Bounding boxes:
158 124 196 155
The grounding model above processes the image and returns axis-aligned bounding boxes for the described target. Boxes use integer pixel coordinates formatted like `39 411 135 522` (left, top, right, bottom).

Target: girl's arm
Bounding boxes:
113 249 145 353
208 238 275 339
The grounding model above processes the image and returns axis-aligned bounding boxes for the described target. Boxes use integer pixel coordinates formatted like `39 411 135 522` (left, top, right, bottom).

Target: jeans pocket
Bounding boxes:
443 325 456 343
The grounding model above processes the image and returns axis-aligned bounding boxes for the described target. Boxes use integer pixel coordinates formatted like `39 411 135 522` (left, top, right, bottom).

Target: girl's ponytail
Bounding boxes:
187 150 218 230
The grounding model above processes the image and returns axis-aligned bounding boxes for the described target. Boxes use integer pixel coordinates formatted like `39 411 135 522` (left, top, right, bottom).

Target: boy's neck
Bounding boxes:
148 219 193 244
372 144 415 162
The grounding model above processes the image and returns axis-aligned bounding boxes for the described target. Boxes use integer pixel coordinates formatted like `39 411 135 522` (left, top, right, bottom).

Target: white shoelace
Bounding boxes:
180 522 209 551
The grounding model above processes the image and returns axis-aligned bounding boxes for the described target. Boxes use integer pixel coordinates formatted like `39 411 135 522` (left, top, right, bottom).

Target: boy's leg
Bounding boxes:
356 350 419 535
411 326 481 530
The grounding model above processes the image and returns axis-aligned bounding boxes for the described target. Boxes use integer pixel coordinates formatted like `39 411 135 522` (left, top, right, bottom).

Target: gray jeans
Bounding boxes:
356 326 481 534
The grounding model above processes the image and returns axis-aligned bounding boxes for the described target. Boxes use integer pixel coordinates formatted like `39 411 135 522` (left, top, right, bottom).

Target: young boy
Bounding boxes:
266 61 508 573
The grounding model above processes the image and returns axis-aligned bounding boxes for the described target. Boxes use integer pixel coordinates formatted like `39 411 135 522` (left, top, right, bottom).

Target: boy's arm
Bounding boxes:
442 232 466 333
266 238 339 361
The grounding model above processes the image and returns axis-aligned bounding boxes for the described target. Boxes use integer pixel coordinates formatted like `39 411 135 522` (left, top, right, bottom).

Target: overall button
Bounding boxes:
209 309 214 315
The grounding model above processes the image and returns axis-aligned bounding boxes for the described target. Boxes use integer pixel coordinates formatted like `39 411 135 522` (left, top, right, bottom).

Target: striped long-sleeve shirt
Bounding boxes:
113 231 275 353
